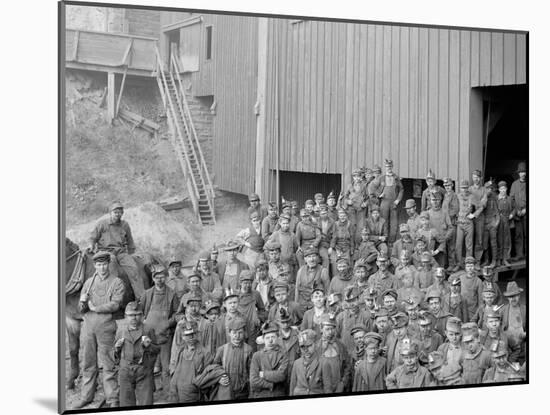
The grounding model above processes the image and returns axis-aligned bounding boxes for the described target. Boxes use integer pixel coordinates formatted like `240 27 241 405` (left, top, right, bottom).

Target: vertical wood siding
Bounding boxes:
262 20 527 187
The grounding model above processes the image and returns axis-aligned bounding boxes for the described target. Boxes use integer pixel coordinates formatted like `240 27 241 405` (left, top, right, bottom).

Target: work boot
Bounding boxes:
503 259 511 267
489 260 497 268
72 399 92 409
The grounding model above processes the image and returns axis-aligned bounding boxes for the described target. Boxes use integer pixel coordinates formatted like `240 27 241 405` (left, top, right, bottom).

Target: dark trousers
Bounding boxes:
483 220 498 263
446 225 457 267
456 221 474 265
119 365 154 407
514 216 527 258
497 218 512 261
473 214 485 262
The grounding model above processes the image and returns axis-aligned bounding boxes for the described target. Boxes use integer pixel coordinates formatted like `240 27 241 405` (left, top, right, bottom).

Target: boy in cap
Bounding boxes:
482 348 525 383
276 308 302 378
368 254 398 302
169 320 213 403
236 212 265 270
352 332 387 392
342 168 368 232
501 281 526 363
354 227 379 275
391 224 415 269
249 322 290 398
296 209 322 267
252 258 275 313
316 314 352 393
437 317 464 368
73 251 125 409
317 203 336 270
510 162 527 261
268 281 303 326
496 180 514 266
139 265 179 393
421 169 445 211
351 261 371 297
365 206 389 254
469 170 489 265
373 307 392 345
300 283 329 337
455 179 478 271
269 213 299 268
386 343 435 389
472 284 500 330
289 329 331 395
212 317 254 400
461 322 493 384
427 192 453 266
481 180 500 268
295 247 330 311
279 199 299 233
394 249 418 289
411 237 439 270
397 270 424 306
261 202 279 241
381 289 400 318
426 290 453 338
337 286 371 353
196 251 223 303
405 199 422 235
218 240 249 292
219 288 250 344
326 191 339 222
479 310 513 361
458 256 484 317
177 273 206 318
415 311 443 364
416 211 445 263
115 302 160 407
327 293 343 318
247 193 268 222
166 256 188 303
442 177 459 271
329 208 356 276
348 325 369 367
426 267 450 299
238 270 265 350
442 274 469 323
385 312 417 372
198 300 225 356
329 257 354 296
415 251 436 292
403 298 422 339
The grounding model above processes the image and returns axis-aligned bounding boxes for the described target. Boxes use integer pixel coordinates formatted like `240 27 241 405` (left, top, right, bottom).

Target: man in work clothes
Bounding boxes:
295 247 330 311
342 168 368 233
500 281 526 364
73 251 125 409
469 170 488 267
89 201 143 298
427 193 453 266
247 193 268 222
442 178 459 271
139 265 179 393
268 214 299 276
366 206 388 255
458 256 484 318
329 208 356 276
371 159 404 243
454 180 478 271
510 162 527 261
386 343 435 389
166 256 188 303
295 210 322 268
114 301 160 407
261 202 279 242
317 203 335 270
482 180 500 268
421 169 445 211
218 240 249 292
405 199 422 236
496 181 514 267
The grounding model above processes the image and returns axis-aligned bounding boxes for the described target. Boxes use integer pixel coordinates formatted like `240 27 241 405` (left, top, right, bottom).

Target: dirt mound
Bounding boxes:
66 202 200 262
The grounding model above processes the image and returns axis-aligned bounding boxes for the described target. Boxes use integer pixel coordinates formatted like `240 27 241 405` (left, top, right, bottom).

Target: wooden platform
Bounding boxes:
494 259 527 281
65 28 157 76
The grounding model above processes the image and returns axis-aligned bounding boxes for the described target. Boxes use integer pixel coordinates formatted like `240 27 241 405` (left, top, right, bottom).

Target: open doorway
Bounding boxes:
278 171 342 208
481 85 528 185
166 29 180 67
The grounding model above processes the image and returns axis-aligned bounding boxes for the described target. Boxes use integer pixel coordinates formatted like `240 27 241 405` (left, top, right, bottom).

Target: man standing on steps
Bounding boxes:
89 201 143 298
469 170 488 269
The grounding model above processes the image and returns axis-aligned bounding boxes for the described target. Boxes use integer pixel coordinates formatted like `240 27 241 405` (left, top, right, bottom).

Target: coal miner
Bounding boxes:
89 201 143 297
115 301 160 407
371 159 404 243
74 251 125 409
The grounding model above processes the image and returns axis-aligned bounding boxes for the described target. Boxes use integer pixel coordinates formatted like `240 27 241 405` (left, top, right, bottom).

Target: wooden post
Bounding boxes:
115 67 128 117
255 18 268 200
107 72 116 123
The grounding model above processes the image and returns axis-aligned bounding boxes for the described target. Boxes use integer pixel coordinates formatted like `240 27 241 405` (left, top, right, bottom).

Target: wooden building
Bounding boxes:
64 5 528 207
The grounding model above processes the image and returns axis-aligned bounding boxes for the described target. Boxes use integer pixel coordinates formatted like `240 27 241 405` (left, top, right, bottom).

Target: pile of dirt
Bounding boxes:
66 202 200 262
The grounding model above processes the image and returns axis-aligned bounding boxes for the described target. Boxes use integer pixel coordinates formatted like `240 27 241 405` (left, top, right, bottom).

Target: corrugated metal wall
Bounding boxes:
207 15 258 195
261 20 527 193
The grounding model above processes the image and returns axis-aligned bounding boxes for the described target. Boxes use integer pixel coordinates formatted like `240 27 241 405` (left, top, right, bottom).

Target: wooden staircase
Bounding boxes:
154 48 215 225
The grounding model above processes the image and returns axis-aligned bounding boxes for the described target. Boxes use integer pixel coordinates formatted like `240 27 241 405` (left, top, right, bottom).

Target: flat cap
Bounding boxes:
249 211 260 220
248 193 260 201
374 308 390 319
187 272 202 281
204 300 221 314
382 289 398 300
391 312 409 328
363 332 383 345
223 287 239 301
110 201 124 211
425 289 442 301
239 269 255 282
459 179 470 188
261 321 280 335
198 251 211 261
320 314 337 327
151 264 168 277
327 191 336 200
344 286 361 302
264 241 281 251
384 159 394 166
472 169 482 177
303 246 319 257
446 317 462 333
327 293 342 306
92 250 111 263
443 177 453 186
168 255 182 266
350 325 368 337
419 211 430 219
399 223 410 232
372 165 382 174
516 161 526 173
377 253 389 262
427 351 444 370
227 317 247 331
497 181 508 188
464 256 476 264
405 199 417 209
400 342 419 356
223 239 241 251
124 301 142 315
426 169 436 180
449 275 461 286
298 329 317 347
255 257 268 268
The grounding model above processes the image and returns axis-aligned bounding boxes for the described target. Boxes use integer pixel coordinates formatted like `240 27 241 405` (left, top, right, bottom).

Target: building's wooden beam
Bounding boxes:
115 66 128 117
255 18 268 200
107 72 116 124
70 30 79 61
65 61 154 77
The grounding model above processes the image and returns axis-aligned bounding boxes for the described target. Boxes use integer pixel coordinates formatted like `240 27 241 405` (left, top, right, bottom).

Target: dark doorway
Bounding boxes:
481 85 528 185
167 30 180 66
278 171 342 208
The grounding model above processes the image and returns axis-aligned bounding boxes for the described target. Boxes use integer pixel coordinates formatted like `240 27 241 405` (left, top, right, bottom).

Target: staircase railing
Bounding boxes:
170 55 215 203
154 47 200 220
